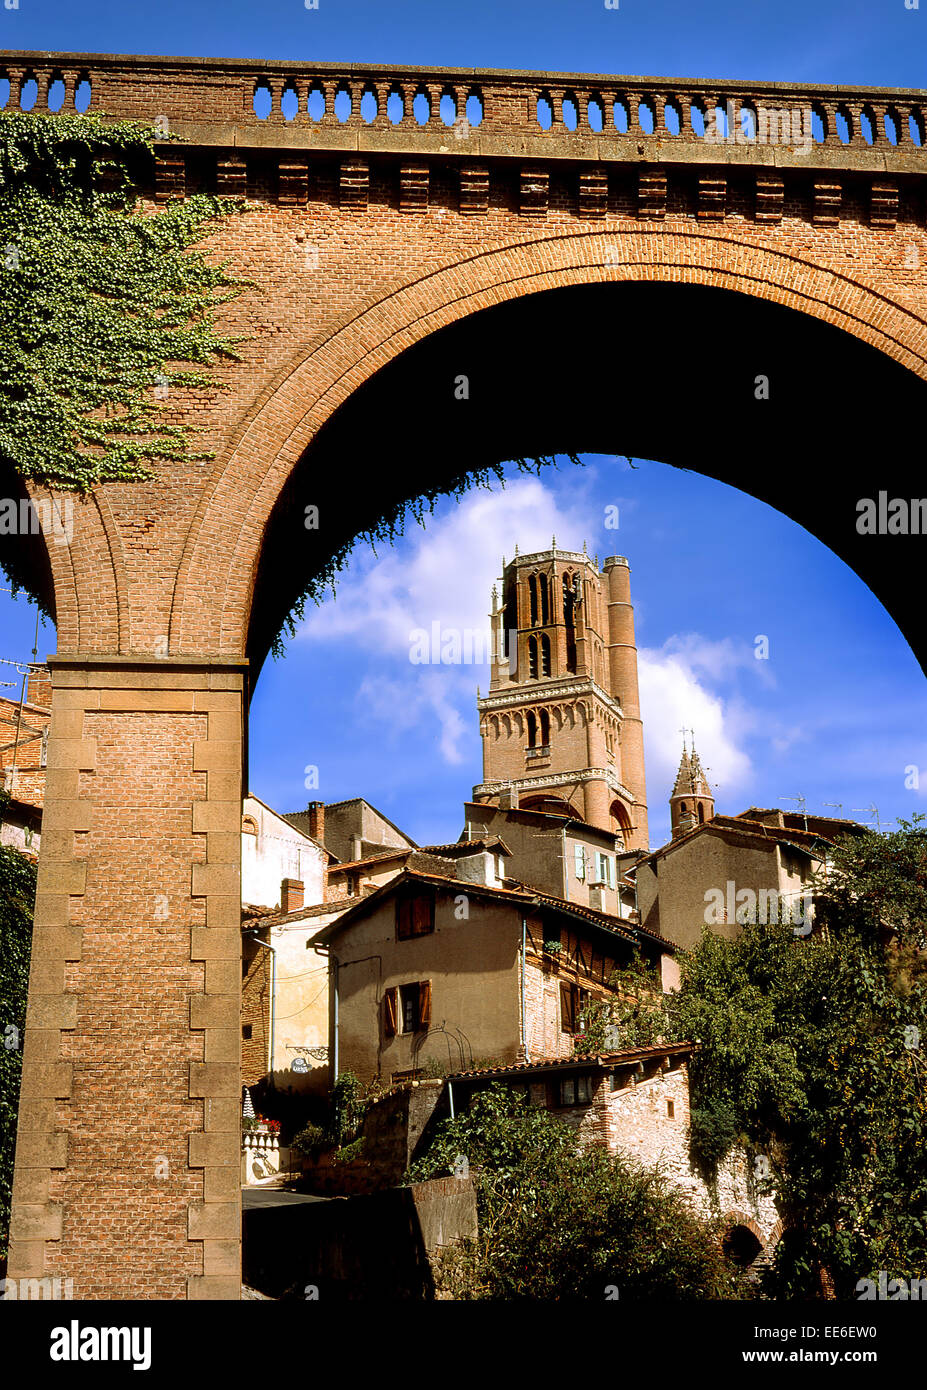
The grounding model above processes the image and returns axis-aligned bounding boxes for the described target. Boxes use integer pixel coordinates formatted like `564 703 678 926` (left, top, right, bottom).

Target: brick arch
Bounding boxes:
724 1209 765 1244
167 226 927 660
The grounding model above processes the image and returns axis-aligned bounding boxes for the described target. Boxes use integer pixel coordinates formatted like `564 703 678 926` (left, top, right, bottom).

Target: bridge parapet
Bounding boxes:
2 51 927 175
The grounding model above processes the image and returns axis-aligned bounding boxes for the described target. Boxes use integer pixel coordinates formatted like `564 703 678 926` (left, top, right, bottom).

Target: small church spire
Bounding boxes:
670 732 715 838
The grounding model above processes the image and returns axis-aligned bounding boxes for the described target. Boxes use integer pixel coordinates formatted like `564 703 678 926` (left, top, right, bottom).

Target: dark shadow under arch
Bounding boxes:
248 279 927 687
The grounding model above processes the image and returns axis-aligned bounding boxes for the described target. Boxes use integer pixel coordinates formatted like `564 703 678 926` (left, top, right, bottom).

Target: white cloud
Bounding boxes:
300 477 594 763
355 671 474 767
639 638 754 808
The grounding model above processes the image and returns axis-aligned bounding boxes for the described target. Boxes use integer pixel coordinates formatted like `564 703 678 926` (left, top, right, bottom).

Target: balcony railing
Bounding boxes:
2 52 925 163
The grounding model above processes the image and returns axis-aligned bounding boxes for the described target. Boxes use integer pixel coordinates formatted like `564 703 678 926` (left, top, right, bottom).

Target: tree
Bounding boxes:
0 811 36 1263
667 817 927 1298
406 1083 746 1299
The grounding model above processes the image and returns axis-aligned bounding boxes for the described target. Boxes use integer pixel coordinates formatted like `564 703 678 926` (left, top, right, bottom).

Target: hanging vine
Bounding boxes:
0 109 251 492
269 453 586 656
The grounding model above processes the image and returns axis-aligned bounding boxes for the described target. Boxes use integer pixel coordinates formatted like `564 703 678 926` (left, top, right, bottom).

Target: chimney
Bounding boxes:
281 878 304 913
350 833 363 860
589 883 607 913
498 784 519 811
305 800 325 845
26 665 52 709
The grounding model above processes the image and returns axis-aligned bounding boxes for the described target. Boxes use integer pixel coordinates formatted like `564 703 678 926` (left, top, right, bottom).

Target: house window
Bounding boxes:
667 1100 675 1119
384 981 432 1037
574 844 586 880
595 852 614 887
40 727 48 768
242 1024 253 1040
396 891 435 939
560 982 589 1034
559 1074 594 1106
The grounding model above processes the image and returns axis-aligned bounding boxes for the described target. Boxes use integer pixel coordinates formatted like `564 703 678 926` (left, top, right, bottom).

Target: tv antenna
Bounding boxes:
780 794 808 832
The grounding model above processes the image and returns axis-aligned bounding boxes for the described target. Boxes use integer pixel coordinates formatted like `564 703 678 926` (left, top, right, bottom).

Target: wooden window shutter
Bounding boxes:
384 987 398 1037
560 982 574 1032
412 892 433 936
418 979 432 1029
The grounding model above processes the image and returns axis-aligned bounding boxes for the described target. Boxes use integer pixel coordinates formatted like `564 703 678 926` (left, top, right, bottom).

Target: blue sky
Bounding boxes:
1 4 926 850
2 0 925 89
248 457 927 849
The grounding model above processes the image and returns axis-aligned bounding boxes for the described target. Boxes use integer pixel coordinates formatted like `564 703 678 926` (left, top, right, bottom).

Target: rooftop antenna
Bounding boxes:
852 804 882 832
822 802 843 815
780 794 808 832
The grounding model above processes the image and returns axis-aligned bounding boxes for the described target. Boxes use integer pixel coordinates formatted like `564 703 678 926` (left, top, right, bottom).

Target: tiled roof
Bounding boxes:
736 807 868 831
241 893 373 926
463 800 621 840
327 837 511 874
314 866 672 951
640 813 834 866
447 1041 696 1081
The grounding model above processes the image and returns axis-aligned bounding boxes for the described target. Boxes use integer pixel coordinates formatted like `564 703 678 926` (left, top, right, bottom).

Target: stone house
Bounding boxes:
462 799 637 919
284 797 416 865
446 1046 781 1268
242 792 329 911
633 741 869 950
634 810 866 950
0 664 50 852
241 833 507 1094
312 861 678 1087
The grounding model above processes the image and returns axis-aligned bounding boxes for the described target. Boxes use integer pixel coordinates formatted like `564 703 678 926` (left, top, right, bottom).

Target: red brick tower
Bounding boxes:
474 545 648 849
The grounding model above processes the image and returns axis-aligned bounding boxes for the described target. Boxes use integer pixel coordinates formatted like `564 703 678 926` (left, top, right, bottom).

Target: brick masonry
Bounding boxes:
8 658 246 1300
5 51 927 1298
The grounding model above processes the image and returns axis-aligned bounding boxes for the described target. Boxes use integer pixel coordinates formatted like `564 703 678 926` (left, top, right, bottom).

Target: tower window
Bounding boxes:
529 574 538 626
562 573 577 673
539 574 550 625
526 711 537 748
541 634 551 676
528 636 538 679
539 709 550 745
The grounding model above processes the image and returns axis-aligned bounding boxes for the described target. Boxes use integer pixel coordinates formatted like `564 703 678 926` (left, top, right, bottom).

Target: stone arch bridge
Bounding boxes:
3 50 927 1297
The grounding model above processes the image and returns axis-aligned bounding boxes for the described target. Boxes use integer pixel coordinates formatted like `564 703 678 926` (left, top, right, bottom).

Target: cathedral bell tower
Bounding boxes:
472 543 648 850
670 735 715 838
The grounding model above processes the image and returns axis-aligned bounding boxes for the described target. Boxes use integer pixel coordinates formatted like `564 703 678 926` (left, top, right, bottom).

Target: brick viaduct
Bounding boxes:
3 51 927 1298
